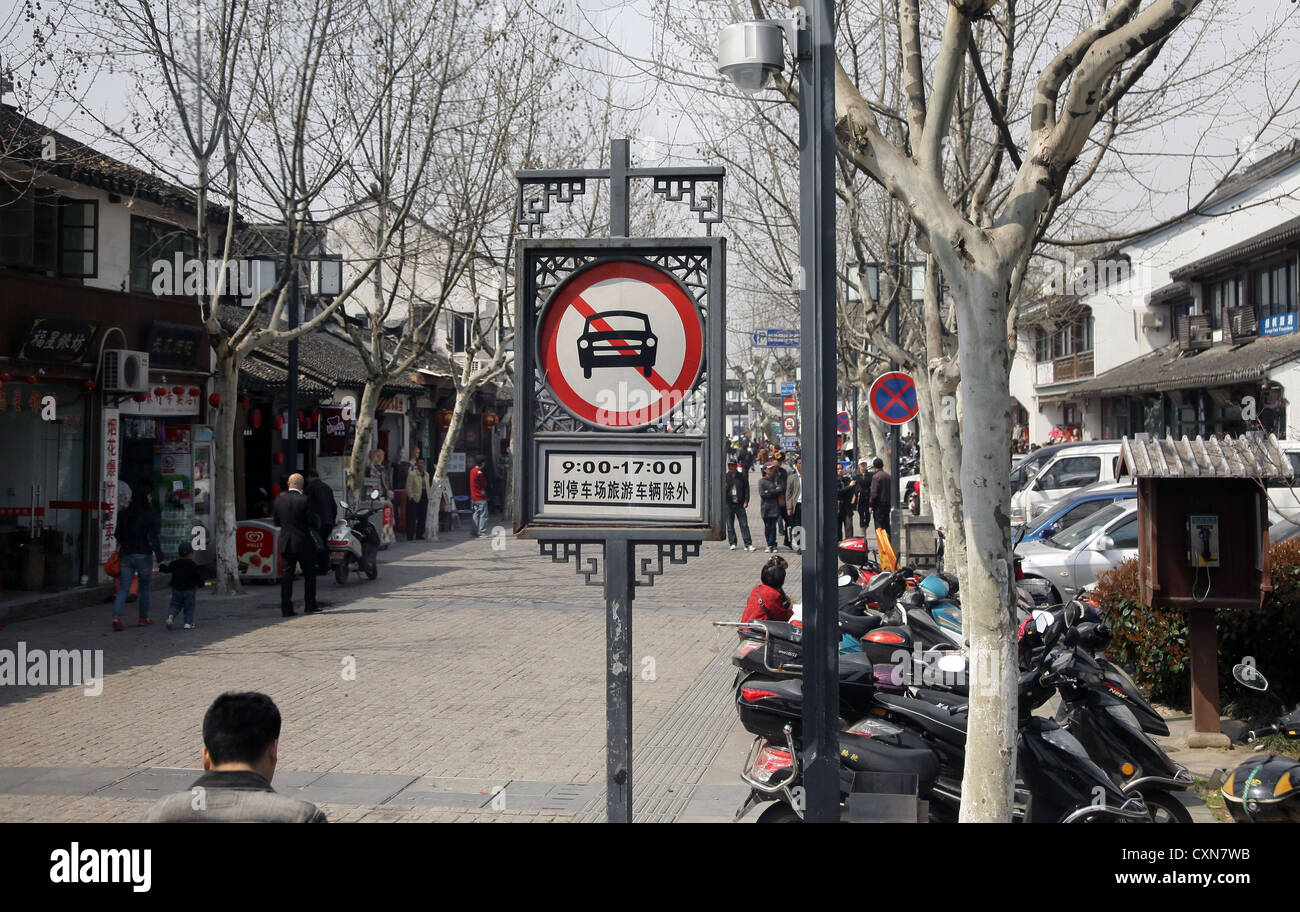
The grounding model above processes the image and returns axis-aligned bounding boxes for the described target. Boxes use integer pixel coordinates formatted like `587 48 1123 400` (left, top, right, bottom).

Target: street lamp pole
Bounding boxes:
888 243 901 546
285 262 300 475
798 0 840 823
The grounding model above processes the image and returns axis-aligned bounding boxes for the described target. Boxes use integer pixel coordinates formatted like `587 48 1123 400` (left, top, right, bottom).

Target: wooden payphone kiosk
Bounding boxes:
1120 434 1292 745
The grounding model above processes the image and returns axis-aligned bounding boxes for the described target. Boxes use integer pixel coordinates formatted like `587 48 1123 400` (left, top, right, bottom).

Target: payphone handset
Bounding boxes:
1187 514 1220 568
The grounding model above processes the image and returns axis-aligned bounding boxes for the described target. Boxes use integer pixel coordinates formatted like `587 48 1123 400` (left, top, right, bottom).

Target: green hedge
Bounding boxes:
1092 539 1300 717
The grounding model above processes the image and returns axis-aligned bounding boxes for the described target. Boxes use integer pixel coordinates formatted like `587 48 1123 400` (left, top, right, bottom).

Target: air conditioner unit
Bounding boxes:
1140 312 1165 330
103 350 150 393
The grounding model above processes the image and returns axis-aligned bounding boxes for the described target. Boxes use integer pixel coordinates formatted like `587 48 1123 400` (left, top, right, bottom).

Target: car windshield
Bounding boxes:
1046 502 1131 550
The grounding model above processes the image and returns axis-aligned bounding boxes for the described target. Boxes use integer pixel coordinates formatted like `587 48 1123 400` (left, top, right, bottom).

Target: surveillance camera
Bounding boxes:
717 21 787 94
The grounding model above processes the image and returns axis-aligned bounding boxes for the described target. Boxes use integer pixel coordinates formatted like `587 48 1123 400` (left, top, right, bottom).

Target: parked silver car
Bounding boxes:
1017 500 1139 604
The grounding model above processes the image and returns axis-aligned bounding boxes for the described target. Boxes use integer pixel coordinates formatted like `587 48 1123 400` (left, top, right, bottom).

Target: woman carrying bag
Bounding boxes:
111 483 166 631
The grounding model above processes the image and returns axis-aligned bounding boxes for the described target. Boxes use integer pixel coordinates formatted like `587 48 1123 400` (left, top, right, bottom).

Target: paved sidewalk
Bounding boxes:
0 503 786 823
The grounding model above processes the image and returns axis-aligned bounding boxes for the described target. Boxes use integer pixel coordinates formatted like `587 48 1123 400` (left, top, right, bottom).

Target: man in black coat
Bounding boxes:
724 460 754 550
869 457 892 539
273 473 320 616
303 468 337 574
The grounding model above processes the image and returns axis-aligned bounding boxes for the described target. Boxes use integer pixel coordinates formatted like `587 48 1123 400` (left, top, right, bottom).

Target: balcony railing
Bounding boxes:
1226 304 1257 343
1035 350 1094 386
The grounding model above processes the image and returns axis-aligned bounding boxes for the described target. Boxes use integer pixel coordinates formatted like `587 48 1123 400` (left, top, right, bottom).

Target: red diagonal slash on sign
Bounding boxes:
572 294 674 393
878 384 909 416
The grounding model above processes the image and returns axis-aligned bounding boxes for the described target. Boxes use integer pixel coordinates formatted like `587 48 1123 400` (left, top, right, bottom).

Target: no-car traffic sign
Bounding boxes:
537 260 704 429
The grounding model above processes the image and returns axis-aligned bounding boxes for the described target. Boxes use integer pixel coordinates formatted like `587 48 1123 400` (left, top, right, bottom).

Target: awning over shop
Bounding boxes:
1072 333 1300 399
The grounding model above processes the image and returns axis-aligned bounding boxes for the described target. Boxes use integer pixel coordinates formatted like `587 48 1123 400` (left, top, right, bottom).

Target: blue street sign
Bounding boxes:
753 328 800 348
780 381 796 396
1261 312 1298 336
780 436 799 450
836 411 852 434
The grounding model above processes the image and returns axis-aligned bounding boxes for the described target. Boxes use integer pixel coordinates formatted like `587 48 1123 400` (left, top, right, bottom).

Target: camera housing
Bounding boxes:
717 21 787 94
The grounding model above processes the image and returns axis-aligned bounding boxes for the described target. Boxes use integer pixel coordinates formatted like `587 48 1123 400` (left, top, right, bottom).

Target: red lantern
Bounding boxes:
302 416 312 430
312 408 320 422
27 376 38 385
132 392 148 403
154 386 166 397
84 380 95 391
274 451 285 465
270 483 281 498
190 386 202 397
483 411 499 428
436 408 454 430
208 392 221 408
250 408 263 429
172 386 185 395
273 415 284 431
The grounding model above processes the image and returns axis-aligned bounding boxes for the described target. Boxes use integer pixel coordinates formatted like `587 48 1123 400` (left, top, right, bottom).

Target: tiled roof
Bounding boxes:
1073 333 1300 398
1120 433 1292 480
1170 214 1300 281
1 105 230 222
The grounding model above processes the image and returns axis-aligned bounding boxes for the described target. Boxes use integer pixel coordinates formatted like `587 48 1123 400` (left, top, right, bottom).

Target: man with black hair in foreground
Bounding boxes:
141 692 327 822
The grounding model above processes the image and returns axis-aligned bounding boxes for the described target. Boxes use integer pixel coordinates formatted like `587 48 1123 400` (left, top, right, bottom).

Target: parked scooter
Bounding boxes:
1212 662 1300 823
728 610 1147 822
328 490 382 584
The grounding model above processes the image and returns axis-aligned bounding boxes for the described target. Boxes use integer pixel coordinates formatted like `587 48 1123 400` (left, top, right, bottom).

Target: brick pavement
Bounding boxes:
0 497 794 822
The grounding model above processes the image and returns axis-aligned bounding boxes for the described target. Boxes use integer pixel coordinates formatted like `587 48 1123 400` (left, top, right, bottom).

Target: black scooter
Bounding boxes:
1212 662 1300 823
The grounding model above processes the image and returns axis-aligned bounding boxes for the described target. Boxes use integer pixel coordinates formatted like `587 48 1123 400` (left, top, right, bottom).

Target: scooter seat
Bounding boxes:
839 613 883 638
874 693 969 748
837 733 939 788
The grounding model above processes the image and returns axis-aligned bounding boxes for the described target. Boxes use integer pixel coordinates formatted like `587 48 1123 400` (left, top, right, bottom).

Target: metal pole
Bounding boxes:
888 245 901 547
799 0 840 823
604 535 633 822
286 263 299 474
610 139 630 238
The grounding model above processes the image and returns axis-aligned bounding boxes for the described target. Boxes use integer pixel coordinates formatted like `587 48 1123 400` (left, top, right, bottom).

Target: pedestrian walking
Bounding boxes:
272 473 320 616
162 542 201 630
405 457 431 540
773 452 790 545
854 457 872 535
836 463 857 540
140 692 328 823
869 456 892 538
725 460 755 550
111 483 166 631
785 456 803 551
469 456 489 538
303 468 337 573
758 462 783 552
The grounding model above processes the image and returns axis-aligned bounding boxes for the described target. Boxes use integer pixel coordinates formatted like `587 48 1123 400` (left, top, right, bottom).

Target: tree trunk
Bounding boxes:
913 372 945 528
930 373 966 584
951 265 1018 823
347 380 384 505
211 350 244 595
429 385 473 538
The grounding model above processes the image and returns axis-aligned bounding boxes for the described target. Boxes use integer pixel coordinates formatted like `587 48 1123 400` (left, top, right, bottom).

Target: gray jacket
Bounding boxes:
140 770 327 823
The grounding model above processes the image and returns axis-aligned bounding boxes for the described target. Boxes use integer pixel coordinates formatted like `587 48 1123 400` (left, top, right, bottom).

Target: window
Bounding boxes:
451 314 470 353
131 216 196 292
1035 455 1100 491
1056 499 1110 529
1252 259 1298 319
1074 315 1094 353
1108 517 1139 550
1207 276 1242 330
1035 330 1051 363
59 200 96 277
0 185 57 272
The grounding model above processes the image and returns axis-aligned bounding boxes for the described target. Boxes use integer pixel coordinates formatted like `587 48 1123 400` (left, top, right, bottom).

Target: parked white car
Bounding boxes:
1010 441 1123 526
1016 499 1138 605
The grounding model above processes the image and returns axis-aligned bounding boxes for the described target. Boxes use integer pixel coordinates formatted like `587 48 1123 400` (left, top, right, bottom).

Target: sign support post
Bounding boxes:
516 142 724 823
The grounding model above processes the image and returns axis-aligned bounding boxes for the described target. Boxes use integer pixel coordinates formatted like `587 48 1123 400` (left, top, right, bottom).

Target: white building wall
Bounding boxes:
1268 360 1300 444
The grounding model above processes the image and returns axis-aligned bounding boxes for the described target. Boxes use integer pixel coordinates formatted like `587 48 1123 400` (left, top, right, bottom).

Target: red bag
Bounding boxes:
104 552 121 578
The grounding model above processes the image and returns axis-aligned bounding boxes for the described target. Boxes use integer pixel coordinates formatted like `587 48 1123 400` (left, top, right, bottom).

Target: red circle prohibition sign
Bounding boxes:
868 371 919 425
538 259 705 428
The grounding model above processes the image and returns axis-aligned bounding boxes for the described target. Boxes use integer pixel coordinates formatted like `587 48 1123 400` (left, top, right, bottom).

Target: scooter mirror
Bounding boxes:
339 500 348 510
1032 610 1053 634
1233 663 1268 692
370 489 381 501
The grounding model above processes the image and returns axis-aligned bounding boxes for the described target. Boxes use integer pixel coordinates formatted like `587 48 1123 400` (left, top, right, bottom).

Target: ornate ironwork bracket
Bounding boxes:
635 541 701 589
539 540 601 587
519 178 588 238
650 176 724 233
